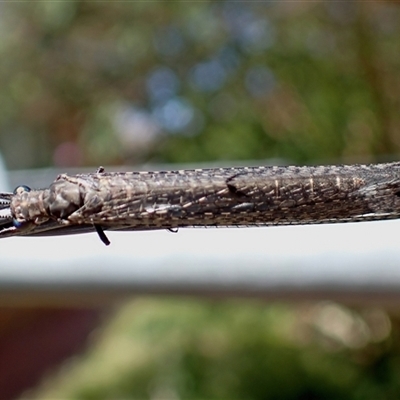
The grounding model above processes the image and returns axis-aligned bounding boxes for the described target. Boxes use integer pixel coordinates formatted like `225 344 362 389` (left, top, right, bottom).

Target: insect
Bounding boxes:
1 162 400 245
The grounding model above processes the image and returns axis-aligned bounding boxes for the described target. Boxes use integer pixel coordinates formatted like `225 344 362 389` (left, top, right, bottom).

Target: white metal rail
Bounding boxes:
1 164 399 307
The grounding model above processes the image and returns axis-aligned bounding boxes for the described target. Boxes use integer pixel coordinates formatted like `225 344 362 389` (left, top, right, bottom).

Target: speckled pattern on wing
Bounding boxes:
2 162 400 240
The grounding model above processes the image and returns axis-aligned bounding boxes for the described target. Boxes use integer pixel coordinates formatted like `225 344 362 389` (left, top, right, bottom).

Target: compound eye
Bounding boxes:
12 218 25 229
13 185 31 195
12 218 34 232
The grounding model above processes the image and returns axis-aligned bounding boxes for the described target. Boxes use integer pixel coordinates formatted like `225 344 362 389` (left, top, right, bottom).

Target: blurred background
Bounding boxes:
0 1 400 399
4 0 400 170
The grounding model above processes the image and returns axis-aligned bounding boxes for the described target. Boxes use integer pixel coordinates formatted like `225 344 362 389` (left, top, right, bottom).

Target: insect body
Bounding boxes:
1 162 400 245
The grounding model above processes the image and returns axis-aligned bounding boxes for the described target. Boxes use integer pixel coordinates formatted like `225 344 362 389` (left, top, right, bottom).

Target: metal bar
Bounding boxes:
1 161 400 307
1 223 400 307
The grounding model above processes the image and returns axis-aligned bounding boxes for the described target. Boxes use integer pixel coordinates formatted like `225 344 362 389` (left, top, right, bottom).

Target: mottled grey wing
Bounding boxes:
78 170 231 227
71 167 332 228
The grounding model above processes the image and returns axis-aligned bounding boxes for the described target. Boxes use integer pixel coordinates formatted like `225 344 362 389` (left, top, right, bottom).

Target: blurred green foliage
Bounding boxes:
27 299 400 400
1 2 400 169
